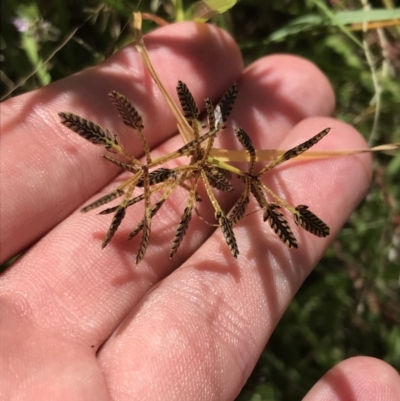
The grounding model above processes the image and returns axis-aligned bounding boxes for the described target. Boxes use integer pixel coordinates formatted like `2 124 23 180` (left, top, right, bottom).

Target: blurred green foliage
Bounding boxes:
1 0 399 400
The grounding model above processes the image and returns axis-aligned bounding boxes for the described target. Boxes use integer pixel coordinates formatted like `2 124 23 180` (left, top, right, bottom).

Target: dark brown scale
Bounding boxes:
264 203 298 248
294 205 330 237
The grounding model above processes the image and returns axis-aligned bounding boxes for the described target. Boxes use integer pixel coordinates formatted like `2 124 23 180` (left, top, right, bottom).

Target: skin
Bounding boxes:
1 22 399 401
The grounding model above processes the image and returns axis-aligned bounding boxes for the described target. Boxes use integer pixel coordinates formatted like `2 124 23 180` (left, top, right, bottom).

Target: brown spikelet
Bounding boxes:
204 165 233 192
217 166 232 180
98 205 120 215
109 91 144 130
215 83 238 127
205 98 216 130
109 90 151 163
102 154 138 173
250 180 268 210
264 203 298 248
294 205 330 237
170 206 193 258
177 129 217 155
281 128 330 162
136 212 151 264
127 220 144 240
216 211 239 258
259 127 331 175
102 206 126 248
176 81 199 121
126 193 146 209
99 193 145 215
137 168 177 187
235 127 255 157
235 127 256 173
81 189 125 213
128 198 166 240
229 191 250 226
59 112 118 150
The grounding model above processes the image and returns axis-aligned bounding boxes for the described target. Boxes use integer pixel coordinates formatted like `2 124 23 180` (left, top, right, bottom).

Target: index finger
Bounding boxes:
0 22 243 263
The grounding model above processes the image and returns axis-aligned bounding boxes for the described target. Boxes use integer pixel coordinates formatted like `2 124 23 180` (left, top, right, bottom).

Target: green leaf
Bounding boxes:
334 9 400 24
187 0 238 22
268 8 400 45
268 14 325 42
203 0 237 14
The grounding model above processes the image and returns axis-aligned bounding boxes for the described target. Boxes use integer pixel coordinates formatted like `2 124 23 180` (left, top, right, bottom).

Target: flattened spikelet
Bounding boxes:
294 205 330 237
81 189 125 213
229 191 250 226
235 127 256 172
177 80 199 121
98 205 119 215
250 180 268 210
137 168 177 187
109 91 144 130
216 211 239 258
103 154 138 173
102 206 126 249
264 203 298 248
204 165 233 192
216 166 232 180
216 83 238 125
99 193 145 215
128 198 166 239
205 98 215 130
281 128 330 162
170 206 193 258
59 112 118 149
136 214 151 264
235 127 255 157
128 220 144 240
177 129 216 155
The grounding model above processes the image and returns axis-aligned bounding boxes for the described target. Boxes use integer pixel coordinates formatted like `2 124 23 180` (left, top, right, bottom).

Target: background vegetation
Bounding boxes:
1 0 399 399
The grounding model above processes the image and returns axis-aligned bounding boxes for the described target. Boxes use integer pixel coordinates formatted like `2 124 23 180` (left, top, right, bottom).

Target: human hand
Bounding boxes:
1 22 399 400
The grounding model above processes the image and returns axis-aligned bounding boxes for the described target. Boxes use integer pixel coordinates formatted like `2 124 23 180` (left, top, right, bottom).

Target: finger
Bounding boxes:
230 54 336 149
97 117 372 400
0 21 243 263
304 357 400 401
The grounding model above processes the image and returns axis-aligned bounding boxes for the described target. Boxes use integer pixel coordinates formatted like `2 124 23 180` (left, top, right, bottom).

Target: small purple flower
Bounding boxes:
12 17 30 33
